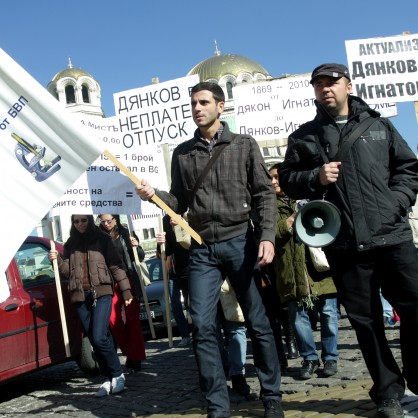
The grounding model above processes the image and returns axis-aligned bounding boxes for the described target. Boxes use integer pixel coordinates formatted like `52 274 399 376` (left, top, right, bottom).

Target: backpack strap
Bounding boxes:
314 114 377 165
332 115 377 162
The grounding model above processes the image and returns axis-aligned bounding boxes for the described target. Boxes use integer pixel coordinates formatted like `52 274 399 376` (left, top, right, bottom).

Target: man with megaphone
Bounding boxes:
280 63 418 418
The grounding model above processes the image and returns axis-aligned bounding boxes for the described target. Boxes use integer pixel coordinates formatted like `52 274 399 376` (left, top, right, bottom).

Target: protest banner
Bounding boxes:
114 74 199 147
233 74 397 142
48 116 167 217
0 49 102 302
233 75 315 141
346 33 418 104
49 74 200 218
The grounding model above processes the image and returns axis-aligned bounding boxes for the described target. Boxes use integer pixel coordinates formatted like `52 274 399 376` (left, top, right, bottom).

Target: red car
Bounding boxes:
0 236 96 384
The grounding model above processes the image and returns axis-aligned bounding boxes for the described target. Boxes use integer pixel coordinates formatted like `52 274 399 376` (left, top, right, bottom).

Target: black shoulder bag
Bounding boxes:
192 142 229 196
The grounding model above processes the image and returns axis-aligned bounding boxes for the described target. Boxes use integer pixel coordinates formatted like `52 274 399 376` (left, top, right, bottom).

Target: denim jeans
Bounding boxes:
188 231 281 415
75 293 123 379
288 296 339 362
169 275 190 339
379 289 393 319
223 320 247 376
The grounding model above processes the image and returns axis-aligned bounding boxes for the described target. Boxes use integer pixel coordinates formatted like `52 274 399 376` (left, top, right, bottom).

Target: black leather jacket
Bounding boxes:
280 95 418 252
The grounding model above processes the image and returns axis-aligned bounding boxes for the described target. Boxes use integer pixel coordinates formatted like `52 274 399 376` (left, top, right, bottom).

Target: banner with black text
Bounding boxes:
233 74 397 141
346 33 418 104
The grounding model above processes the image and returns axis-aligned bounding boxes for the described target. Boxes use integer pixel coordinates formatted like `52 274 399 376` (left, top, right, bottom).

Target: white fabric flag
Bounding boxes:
0 48 103 301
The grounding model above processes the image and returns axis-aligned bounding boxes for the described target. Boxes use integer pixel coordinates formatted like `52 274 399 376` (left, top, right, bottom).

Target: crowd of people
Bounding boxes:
50 66 418 418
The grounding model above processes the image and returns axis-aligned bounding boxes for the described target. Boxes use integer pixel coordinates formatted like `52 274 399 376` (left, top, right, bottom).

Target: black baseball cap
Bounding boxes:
310 63 351 84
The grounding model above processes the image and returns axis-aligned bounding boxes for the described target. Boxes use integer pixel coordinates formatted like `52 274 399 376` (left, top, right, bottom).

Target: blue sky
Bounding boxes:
1 0 417 151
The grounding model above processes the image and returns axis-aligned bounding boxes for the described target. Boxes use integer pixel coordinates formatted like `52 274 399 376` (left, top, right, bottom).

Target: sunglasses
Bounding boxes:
100 218 114 225
73 218 88 225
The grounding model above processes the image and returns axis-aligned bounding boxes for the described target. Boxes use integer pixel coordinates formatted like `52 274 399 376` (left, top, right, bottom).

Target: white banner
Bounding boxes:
346 33 418 104
50 75 201 219
49 116 168 218
233 75 316 141
113 74 199 147
233 75 397 141
0 49 103 301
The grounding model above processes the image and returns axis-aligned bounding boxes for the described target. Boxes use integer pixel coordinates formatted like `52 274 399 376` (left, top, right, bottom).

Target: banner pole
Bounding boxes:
50 240 71 357
103 150 202 245
158 213 173 348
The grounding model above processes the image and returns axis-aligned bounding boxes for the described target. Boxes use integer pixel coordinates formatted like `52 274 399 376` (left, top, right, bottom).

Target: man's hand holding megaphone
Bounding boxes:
293 157 342 248
290 162 343 248
319 162 342 185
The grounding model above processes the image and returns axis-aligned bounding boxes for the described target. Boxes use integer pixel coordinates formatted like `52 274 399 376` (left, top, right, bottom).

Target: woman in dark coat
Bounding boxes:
49 214 132 397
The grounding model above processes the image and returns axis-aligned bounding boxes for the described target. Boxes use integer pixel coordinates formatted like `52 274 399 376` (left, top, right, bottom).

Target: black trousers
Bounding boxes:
326 241 418 403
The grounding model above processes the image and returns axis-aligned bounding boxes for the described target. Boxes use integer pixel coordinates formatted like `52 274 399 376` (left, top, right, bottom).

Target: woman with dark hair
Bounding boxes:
49 214 132 397
98 214 146 373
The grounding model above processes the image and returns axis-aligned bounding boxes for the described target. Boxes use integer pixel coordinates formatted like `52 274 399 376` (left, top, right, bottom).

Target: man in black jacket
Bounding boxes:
280 63 418 418
136 82 282 418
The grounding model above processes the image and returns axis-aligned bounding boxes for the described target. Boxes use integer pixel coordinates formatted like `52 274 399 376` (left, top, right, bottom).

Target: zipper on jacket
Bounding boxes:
86 250 97 307
340 122 372 249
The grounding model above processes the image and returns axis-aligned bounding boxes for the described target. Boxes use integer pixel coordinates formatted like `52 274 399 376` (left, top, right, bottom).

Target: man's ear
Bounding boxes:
217 100 225 116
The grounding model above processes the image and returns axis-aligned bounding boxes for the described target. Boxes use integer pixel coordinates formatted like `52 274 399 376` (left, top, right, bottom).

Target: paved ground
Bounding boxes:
0 309 417 418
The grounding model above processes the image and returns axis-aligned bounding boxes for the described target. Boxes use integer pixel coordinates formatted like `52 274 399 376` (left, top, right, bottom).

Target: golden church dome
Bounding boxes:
47 58 104 118
187 53 271 81
51 58 94 82
52 67 93 81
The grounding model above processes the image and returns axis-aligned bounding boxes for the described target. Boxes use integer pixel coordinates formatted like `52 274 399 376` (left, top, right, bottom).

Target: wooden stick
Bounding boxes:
158 213 173 348
132 247 156 339
50 240 71 357
103 149 202 245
